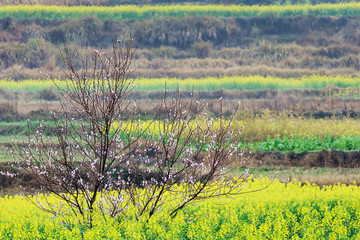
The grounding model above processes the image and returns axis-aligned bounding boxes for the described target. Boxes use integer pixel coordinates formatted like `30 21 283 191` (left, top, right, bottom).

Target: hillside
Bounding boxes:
0 13 359 80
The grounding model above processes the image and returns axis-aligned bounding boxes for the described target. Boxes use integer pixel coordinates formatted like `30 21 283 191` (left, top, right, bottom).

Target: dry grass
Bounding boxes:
240 167 360 186
0 15 359 79
3 87 360 120
6 95 360 120
134 65 358 79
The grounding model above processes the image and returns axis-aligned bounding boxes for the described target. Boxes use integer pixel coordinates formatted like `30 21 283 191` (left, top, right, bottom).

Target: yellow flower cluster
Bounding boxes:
1 177 360 239
0 3 360 21
2 75 360 92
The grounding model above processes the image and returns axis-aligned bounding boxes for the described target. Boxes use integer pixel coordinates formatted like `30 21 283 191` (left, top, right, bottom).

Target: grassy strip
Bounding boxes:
240 136 360 152
0 3 360 21
3 134 360 153
0 177 360 238
0 121 58 136
2 75 360 92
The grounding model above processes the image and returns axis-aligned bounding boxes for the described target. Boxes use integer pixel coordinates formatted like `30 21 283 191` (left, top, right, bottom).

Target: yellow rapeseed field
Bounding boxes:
1 177 360 239
1 75 360 92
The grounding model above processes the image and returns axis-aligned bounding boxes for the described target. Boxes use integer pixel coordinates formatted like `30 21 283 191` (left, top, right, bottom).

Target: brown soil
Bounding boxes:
0 163 39 195
248 150 360 168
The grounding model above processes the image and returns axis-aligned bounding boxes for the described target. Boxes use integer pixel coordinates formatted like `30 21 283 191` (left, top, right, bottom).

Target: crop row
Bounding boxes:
3 115 360 141
2 75 360 92
2 115 360 151
111 115 360 142
3 114 360 141
0 177 359 239
240 136 360 152
114 117 360 151
0 3 360 21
